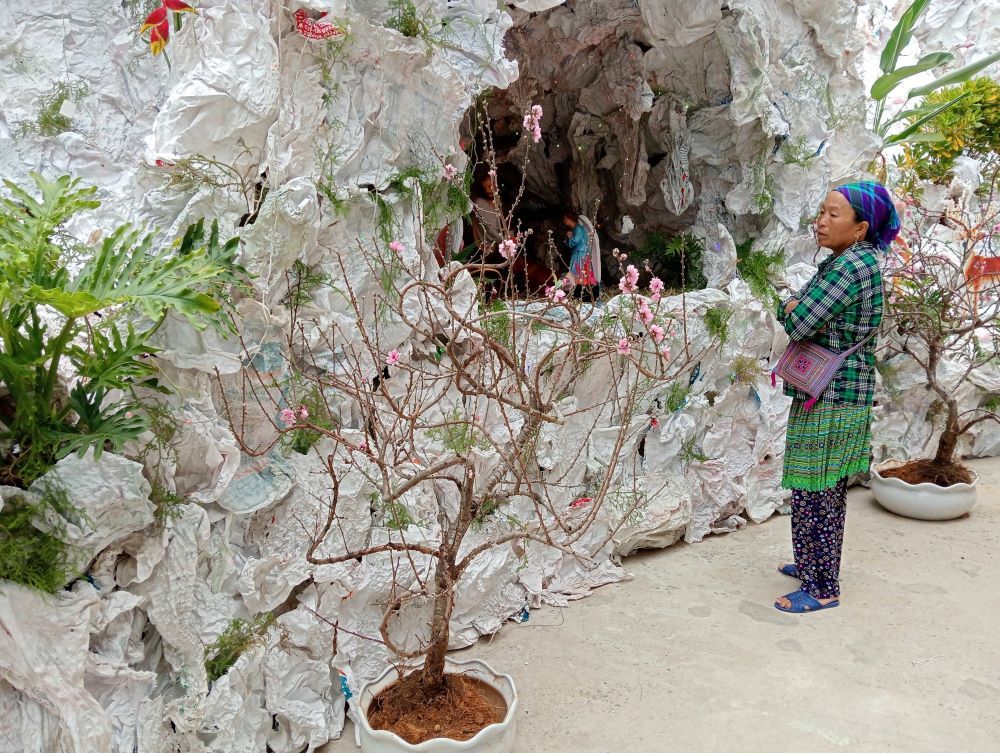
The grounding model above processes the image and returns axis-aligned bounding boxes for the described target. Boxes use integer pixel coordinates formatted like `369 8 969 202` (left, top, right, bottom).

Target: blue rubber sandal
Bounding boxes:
775 589 839 613
778 563 799 578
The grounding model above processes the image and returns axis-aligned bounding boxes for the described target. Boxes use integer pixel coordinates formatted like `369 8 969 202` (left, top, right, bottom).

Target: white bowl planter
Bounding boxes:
355 657 518 753
871 461 978 521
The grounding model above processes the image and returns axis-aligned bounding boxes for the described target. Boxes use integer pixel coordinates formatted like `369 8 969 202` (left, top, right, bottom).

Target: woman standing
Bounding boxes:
774 182 900 614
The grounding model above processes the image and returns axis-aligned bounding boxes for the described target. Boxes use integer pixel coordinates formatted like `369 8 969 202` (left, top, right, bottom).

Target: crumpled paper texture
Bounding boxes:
1 1 997 752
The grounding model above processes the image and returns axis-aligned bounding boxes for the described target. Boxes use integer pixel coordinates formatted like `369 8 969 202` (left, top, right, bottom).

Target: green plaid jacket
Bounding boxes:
776 242 883 406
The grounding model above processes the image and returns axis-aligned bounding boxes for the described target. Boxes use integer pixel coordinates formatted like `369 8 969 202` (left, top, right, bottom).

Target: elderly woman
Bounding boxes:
774 182 900 614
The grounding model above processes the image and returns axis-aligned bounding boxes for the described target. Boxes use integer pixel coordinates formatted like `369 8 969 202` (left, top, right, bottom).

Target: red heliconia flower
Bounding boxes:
162 0 196 13
139 2 198 56
148 19 170 56
139 6 167 34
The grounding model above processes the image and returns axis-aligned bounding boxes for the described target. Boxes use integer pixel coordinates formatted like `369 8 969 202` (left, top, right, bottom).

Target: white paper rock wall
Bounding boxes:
0 2 997 752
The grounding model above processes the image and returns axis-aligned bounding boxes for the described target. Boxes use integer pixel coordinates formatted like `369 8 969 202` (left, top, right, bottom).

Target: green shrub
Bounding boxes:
778 135 819 167
680 435 710 463
426 405 489 454
419 167 471 234
280 379 339 456
904 77 1000 183
731 354 765 384
282 260 329 310
664 382 689 413
639 232 707 291
375 493 419 530
0 174 244 486
150 481 187 523
481 299 513 348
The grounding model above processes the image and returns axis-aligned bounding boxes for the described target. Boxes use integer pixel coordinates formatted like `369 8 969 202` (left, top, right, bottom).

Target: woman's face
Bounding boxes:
815 191 868 253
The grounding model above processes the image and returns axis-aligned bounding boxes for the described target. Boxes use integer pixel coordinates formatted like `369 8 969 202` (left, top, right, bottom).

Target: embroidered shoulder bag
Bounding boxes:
771 329 877 411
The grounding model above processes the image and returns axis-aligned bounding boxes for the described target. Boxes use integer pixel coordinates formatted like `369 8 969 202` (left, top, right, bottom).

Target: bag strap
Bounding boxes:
841 327 879 358
840 277 887 358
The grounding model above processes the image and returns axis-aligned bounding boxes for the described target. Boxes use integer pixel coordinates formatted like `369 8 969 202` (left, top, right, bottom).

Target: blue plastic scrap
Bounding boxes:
688 362 701 386
338 670 353 700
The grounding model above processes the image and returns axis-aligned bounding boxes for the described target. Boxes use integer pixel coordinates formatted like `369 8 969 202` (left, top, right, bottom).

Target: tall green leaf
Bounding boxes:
0 175 98 290
880 101 941 131
908 52 1000 98
884 91 974 145
870 51 954 101
892 132 947 145
879 0 931 75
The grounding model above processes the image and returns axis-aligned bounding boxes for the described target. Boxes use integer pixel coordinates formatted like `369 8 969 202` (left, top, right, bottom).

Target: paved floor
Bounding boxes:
325 457 1000 752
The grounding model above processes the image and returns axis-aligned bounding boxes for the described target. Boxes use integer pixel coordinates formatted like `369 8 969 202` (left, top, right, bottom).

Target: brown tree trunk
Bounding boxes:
934 400 960 465
420 554 454 696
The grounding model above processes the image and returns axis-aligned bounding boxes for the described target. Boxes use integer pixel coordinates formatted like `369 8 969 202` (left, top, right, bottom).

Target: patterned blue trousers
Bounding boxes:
791 478 848 599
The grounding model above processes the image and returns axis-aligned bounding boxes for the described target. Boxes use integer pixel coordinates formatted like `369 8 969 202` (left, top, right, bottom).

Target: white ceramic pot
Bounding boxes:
870 461 978 521
355 657 518 753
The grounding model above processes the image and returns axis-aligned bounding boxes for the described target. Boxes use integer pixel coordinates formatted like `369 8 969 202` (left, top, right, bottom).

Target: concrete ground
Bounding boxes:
325 457 1000 752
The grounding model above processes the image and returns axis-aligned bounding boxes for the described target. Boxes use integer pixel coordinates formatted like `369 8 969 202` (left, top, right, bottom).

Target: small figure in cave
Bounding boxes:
471 170 504 254
562 210 601 302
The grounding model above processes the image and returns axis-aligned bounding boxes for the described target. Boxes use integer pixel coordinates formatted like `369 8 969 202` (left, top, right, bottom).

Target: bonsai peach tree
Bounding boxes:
878 168 1000 485
220 199 715 742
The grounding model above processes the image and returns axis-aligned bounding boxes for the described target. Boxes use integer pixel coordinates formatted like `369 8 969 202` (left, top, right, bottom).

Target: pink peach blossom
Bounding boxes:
522 104 544 143
499 238 517 259
638 304 654 325
649 277 663 301
619 264 640 294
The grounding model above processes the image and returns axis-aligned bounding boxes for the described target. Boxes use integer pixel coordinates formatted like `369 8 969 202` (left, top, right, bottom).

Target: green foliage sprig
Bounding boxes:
736 239 783 309
0 485 83 592
204 614 275 684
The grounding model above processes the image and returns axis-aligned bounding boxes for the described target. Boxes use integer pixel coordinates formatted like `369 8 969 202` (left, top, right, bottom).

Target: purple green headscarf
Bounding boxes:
834 181 901 252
